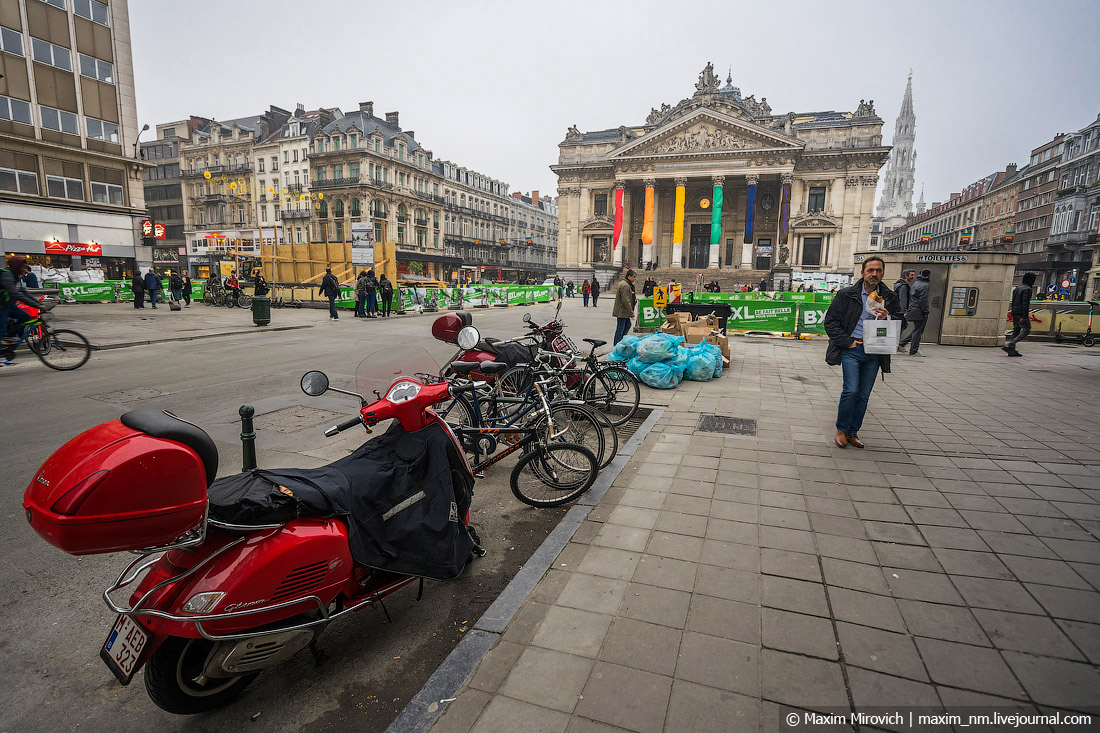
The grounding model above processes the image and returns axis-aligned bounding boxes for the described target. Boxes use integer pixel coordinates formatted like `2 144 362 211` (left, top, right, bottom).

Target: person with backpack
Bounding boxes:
898 269 930 357
318 267 340 320
1003 272 1036 357
182 272 193 307
582 279 591 307
354 270 369 318
131 270 146 309
169 270 184 305
365 269 379 317
590 277 600 307
144 269 163 309
893 269 915 333
378 274 394 317
2 255 54 365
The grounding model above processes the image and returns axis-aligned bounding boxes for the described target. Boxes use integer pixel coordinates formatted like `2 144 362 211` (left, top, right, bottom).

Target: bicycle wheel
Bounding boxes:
581 366 640 427
510 442 598 507
582 404 620 471
435 393 481 458
494 366 535 399
26 327 50 357
238 294 253 308
34 328 91 370
530 404 608 470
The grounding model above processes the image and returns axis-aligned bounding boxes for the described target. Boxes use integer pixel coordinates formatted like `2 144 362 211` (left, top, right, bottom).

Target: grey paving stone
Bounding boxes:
854 502 912 523
872 542 942 572
972 608 1085 660
628 475 674 492
593 524 651 553
846 666 942 712
883 568 965 605
951 577 1045 615
997 498 1066 518
930 548 1014 580
682 454 720 469
934 687 1039 717
663 494 712 517
705 517 758 546
761 608 838 660
654 511 709 538
618 582 692 629
1001 651 1100 711
1025 583 1100 622
761 462 801 479
563 718 630 733
810 513 870 539
978 531 1058 559
631 554 697 594
1040 537 1100 564
530 605 613 658
959 510 1030 533
556 574 629 616
802 480 851 500
676 631 761 696
761 548 822 583
637 462 679 478
1070 561 1100 592
574 662 672 733
665 680 759 733
503 601 552 645
836 622 928 681
906 506 970 528
695 564 760 604
1017 514 1094 541
918 525 990 551
865 521 926 545
822 557 892 594
685 594 761 645
945 494 1004 512
468 639 526 694
606 505 660 531
700 539 760 572
434 687 492 733
760 506 812 531
675 465 718 483
598 618 682 676
894 488 952 508
829 587 907 633
759 487 806 508
760 648 850 709
806 496 859 518
645 532 704 563
816 534 878 564
576 546 641 581
759 525 817 553
498 647 595 713
531 570 571 606
999 555 1092 590
761 576 830 617
1056 620 1100 665
848 485 901 504
914 637 1022 698
471 695 571 733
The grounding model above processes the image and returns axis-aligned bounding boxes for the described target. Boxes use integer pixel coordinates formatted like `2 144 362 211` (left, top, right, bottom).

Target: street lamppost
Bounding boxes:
133 123 150 160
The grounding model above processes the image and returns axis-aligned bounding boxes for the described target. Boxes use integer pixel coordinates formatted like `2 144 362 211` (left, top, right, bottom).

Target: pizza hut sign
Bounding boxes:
44 241 103 255
141 220 167 239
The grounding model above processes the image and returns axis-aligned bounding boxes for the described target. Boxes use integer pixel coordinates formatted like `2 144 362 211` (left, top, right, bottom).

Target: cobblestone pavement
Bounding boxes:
431 337 1100 732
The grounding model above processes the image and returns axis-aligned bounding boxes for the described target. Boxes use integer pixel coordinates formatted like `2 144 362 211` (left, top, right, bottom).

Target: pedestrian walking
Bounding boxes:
612 269 637 345
893 269 915 332
252 271 269 297
759 277 768 293
182 273 192 307
582 279 591 307
365 270 379 317
169 270 184 305
642 277 655 298
898 269 930 356
379 274 394 317
354 270 368 318
318 267 340 320
824 255 903 450
1003 272 1035 357
591 277 601 307
144 269 163 309
131 270 146 309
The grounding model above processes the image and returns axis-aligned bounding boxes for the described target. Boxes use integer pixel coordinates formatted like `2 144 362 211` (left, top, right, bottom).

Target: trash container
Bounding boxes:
665 302 733 332
251 294 271 326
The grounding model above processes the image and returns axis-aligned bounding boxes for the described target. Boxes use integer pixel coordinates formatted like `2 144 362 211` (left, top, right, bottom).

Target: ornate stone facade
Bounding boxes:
552 64 890 284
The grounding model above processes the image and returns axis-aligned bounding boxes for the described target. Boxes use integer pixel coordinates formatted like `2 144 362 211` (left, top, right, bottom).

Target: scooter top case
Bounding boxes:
431 311 472 344
24 410 214 555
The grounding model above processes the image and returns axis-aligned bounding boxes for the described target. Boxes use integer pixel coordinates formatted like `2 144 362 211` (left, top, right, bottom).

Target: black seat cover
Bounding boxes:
583 338 607 348
474 338 500 355
120 409 219 486
479 361 508 375
450 361 480 374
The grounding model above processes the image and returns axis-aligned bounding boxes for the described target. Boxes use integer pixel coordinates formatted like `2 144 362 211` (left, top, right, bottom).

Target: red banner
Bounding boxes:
44 241 102 255
612 188 624 249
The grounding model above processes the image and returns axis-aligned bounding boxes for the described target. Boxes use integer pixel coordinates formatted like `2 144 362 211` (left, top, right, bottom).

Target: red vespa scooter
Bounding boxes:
22 343 486 714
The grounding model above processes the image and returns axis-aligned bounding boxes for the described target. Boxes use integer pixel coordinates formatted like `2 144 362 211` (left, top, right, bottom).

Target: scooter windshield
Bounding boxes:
355 347 441 403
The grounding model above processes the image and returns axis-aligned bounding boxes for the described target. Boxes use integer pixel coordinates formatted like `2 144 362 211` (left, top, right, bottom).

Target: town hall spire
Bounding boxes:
876 71 917 219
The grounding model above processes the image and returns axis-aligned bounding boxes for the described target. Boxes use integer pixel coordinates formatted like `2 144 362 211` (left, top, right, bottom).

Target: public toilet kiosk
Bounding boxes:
853 250 1019 347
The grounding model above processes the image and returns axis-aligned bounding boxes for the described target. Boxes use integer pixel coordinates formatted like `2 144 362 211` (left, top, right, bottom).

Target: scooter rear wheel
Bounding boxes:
145 636 259 714
1084 336 1095 348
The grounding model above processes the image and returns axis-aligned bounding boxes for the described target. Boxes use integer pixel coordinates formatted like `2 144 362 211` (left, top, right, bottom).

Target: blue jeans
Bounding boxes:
148 288 158 307
614 317 631 345
836 343 880 434
328 295 338 318
355 293 366 316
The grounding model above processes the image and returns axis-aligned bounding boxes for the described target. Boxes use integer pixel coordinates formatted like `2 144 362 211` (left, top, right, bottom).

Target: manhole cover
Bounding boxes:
698 415 757 435
89 387 171 403
254 406 346 434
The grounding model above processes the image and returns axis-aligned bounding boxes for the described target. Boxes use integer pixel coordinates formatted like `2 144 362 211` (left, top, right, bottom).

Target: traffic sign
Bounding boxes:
653 286 668 308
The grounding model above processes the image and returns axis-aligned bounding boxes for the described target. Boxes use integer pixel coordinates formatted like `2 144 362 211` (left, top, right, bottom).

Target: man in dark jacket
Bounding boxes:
612 269 637 345
318 267 340 319
3 255 54 364
898 269 931 356
824 256 903 449
131 270 146 309
590 277 601 307
893 269 915 321
144 269 163 308
1003 272 1035 357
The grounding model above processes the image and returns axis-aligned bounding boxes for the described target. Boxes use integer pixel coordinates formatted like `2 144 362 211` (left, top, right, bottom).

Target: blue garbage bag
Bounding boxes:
625 356 649 378
684 350 715 382
606 334 641 362
635 333 684 363
693 342 723 379
669 346 690 370
637 361 681 389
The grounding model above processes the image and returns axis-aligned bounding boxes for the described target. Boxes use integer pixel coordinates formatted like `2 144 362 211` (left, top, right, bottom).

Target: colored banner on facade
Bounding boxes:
673 185 685 248
637 294 834 333
744 183 756 243
613 188 624 249
778 183 791 244
641 186 654 245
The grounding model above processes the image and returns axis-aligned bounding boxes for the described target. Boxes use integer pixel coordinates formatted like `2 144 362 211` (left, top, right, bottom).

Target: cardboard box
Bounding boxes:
695 314 719 329
713 333 730 359
659 322 684 337
684 323 716 345
667 311 693 326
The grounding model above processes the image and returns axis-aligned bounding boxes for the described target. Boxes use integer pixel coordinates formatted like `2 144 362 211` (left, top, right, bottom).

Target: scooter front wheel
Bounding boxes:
145 636 259 714
1084 336 1095 348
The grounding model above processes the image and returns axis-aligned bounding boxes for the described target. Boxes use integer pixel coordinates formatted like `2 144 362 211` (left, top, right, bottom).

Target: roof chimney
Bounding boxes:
531 190 539 207
1006 163 1017 176
385 111 400 130
359 101 373 116
512 192 522 199
405 130 414 139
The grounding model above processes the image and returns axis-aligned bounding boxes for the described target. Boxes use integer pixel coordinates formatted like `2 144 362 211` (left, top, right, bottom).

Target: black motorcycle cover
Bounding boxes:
476 337 535 368
207 421 475 580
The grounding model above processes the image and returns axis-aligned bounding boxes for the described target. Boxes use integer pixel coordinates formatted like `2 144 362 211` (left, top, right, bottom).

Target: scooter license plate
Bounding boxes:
100 614 149 685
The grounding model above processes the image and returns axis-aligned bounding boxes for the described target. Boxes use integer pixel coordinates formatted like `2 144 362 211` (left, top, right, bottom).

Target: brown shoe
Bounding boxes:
834 430 848 448
846 433 865 449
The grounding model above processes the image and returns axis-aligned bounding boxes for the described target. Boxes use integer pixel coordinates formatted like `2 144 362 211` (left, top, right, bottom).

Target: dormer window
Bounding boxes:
349 135 357 149
374 137 381 153
398 143 405 160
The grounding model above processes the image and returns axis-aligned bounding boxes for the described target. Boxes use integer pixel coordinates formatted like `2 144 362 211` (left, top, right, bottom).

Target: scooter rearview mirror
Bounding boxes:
300 371 330 396
457 325 481 351
522 312 532 323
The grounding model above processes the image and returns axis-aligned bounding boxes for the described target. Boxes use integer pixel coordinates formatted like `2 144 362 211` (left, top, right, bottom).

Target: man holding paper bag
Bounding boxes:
824 256 903 449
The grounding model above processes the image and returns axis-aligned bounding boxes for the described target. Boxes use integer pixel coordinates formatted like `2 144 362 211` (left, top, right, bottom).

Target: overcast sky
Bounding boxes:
132 0 1099 208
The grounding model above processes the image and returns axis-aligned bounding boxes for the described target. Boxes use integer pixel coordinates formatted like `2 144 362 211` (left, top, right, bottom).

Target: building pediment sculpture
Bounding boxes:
581 215 615 231
617 126 636 144
565 124 582 142
790 210 842 229
853 100 877 118
695 62 720 94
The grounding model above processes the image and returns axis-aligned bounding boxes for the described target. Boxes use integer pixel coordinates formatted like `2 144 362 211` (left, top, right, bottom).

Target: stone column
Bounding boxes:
641 178 656 267
671 176 686 269
612 183 625 266
709 175 724 269
740 174 759 270
773 172 794 288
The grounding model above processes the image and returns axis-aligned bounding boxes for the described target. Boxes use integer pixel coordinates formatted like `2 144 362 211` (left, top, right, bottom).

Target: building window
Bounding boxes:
292 149 298 163
271 156 278 171
1 26 24 56
0 162 39 195
90 181 123 205
349 162 359 179
802 237 822 266
258 158 264 173
40 0 65 9
78 53 113 83
39 105 79 135
31 38 71 71
74 0 109 24
86 116 119 143
46 174 83 200
807 187 826 212
0 94 32 125
594 193 608 216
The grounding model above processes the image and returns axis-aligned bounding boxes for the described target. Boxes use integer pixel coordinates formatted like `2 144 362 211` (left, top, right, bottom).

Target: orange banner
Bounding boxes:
641 186 654 245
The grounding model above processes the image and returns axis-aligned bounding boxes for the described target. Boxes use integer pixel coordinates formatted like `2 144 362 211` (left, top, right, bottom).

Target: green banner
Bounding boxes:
637 297 804 333
798 303 829 335
54 282 115 301
710 184 723 246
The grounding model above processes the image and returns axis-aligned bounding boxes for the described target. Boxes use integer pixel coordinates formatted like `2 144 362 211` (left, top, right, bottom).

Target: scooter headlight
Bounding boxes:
182 591 225 614
386 380 422 404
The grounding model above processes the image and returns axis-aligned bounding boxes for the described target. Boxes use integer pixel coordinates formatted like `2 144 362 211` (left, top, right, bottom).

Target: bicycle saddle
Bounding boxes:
479 361 508 375
450 361 481 374
582 338 607 348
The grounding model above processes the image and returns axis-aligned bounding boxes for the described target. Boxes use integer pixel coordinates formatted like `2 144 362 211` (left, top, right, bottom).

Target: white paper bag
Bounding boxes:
863 319 900 354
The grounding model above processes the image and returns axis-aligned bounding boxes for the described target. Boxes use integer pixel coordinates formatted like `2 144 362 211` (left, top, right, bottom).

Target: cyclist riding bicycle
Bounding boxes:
225 270 243 303
2 254 54 365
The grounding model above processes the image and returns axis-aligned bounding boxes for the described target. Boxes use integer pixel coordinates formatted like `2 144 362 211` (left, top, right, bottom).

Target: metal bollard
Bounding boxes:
239 405 257 471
